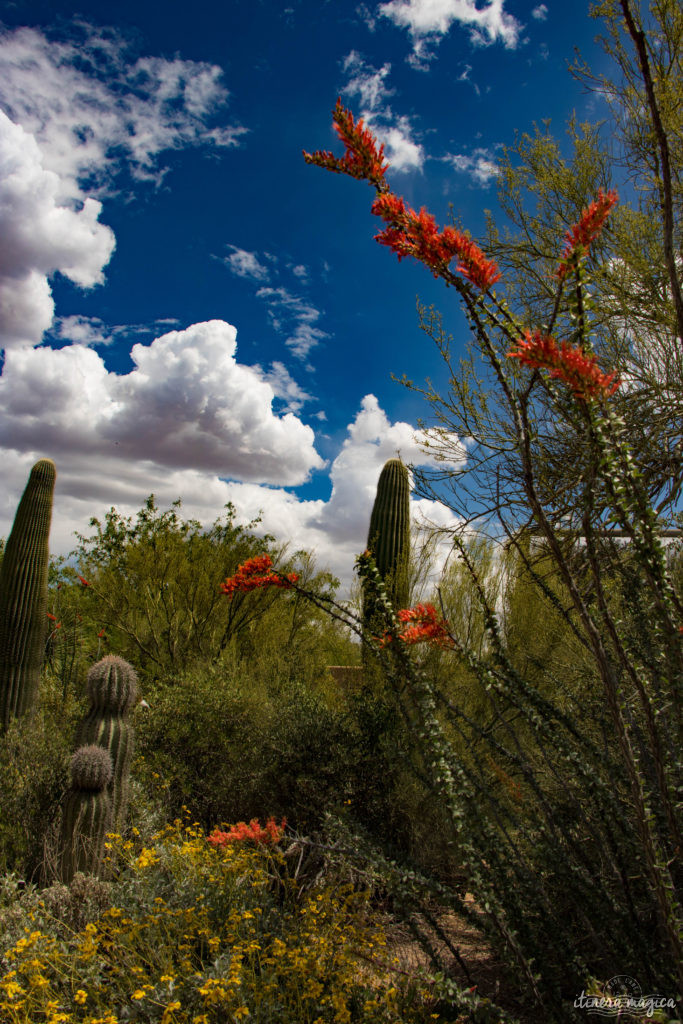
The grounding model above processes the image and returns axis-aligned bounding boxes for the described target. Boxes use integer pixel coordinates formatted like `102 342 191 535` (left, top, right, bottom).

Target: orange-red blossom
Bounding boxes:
304 100 500 292
208 817 286 847
371 192 501 290
220 554 299 597
303 97 388 186
382 603 453 648
507 330 620 402
557 188 618 280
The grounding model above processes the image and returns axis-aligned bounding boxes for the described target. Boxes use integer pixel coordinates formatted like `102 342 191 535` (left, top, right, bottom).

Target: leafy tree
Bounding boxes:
54 496 346 684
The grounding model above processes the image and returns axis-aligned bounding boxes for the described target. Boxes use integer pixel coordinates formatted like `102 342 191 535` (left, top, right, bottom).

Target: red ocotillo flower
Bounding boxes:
380 603 453 648
208 817 286 847
396 603 453 647
304 102 500 292
557 189 618 280
371 193 501 291
220 554 299 597
303 98 388 187
507 330 620 402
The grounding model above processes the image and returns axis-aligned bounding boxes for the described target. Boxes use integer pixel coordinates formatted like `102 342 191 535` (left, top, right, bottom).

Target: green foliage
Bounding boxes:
0 459 56 730
477 0 683 516
0 679 79 880
59 497 284 682
135 657 370 835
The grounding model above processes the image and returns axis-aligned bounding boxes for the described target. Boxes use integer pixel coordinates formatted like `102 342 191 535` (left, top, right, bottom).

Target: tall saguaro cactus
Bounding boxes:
0 458 56 730
364 458 411 635
76 655 138 828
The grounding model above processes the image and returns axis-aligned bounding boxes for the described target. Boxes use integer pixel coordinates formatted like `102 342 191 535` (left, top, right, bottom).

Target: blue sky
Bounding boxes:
0 0 612 588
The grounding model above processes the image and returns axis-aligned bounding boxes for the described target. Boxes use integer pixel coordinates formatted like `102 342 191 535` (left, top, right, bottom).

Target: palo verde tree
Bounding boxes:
59 496 341 683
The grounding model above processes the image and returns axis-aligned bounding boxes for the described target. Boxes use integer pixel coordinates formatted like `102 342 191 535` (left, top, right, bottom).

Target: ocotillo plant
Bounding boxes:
363 458 410 639
76 655 138 828
0 458 56 730
59 744 113 883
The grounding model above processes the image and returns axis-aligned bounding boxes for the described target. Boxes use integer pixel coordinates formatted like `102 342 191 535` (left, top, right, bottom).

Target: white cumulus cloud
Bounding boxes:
0 24 243 353
223 245 271 283
0 111 116 350
0 24 243 199
446 148 500 185
0 320 324 485
256 286 329 361
378 0 522 62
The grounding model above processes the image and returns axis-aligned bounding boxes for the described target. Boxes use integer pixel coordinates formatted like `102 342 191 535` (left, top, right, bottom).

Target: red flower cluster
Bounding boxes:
220 555 299 597
557 189 618 280
507 330 620 402
208 817 286 848
303 98 388 187
304 102 500 292
397 603 453 646
77 574 90 587
47 612 62 628
371 193 501 291
381 603 453 648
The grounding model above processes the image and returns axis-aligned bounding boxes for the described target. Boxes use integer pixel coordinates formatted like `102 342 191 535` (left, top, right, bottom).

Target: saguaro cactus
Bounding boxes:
366 457 411 614
0 458 56 730
59 744 113 882
76 655 138 828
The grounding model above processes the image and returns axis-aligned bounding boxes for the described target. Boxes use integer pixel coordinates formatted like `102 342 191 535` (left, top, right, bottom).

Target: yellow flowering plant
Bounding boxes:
0 820 493 1024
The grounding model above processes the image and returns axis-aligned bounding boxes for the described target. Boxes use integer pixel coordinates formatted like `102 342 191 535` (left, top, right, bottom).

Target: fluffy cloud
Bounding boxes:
341 52 424 172
0 25 243 353
0 320 324 484
378 0 521 62
0 24 242 198
0 111 116 349
1 392 463 595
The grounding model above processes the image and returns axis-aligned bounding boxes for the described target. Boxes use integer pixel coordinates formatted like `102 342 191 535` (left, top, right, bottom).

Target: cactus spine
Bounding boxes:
76 655 138 828
0 458 56 730
366 458 411 614
59 744 113 882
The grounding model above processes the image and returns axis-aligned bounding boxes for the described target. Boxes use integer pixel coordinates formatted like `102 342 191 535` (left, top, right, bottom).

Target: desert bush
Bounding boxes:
0 681 81 881
134 658 363 834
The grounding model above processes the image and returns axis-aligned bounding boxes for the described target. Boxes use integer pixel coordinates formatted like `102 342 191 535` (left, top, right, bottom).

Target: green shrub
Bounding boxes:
0 681 81 880
134 660 361 834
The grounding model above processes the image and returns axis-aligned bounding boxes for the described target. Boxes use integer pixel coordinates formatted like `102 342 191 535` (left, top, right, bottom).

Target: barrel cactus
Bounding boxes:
0 458 56 730
364 458 411 634
76 655 138 828
59 744 113 882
